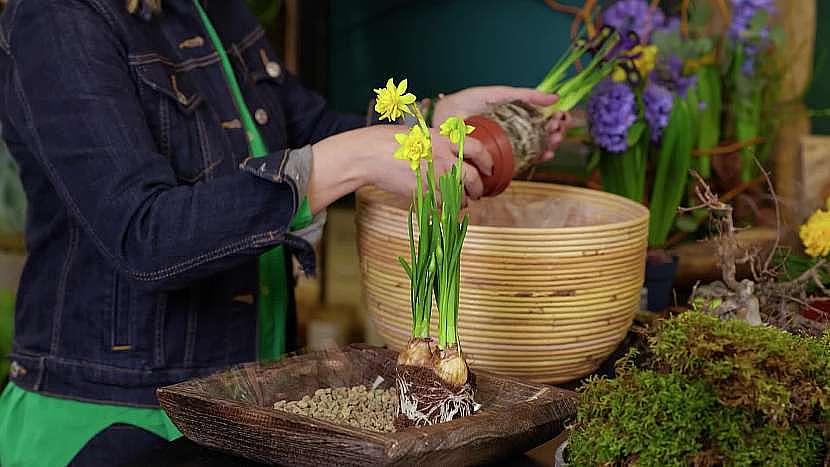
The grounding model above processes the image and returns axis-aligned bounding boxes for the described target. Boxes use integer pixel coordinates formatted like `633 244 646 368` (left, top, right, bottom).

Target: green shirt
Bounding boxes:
0 383 183 467
0 3 311 465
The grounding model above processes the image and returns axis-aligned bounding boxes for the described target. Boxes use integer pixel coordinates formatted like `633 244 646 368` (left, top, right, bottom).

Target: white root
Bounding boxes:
395 373 475 427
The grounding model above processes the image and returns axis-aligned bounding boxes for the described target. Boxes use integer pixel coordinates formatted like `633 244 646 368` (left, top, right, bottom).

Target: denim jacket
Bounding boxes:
0 0 363 407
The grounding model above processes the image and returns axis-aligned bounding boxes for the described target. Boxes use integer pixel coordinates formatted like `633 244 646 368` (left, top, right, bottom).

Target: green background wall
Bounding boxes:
326 0 829 133
328 0 574 114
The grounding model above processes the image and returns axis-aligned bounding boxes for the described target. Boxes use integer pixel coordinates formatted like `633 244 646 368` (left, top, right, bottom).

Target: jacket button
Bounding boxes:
254 108 268 125
265 61 281 78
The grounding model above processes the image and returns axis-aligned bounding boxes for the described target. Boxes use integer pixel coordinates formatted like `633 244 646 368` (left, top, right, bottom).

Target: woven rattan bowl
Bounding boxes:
356 181 649 384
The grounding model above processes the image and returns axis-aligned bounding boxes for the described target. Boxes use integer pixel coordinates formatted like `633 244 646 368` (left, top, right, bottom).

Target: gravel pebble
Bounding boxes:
273 385 398 432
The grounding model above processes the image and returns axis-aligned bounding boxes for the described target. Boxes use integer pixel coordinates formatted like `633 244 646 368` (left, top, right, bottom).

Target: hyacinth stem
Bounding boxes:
536 44 588 94
540 34 621 117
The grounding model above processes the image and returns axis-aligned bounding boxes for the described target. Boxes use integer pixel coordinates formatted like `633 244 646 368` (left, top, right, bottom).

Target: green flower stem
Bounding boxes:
434 131 466 349
536 44 588 94
401 101 440 340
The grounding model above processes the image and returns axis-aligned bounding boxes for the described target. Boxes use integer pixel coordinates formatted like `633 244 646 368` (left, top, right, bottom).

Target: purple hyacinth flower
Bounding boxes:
643 83 674 142
729 0 775 39
653 54 696 98
587 80 639 153
729 0 775 76
603 0 666 42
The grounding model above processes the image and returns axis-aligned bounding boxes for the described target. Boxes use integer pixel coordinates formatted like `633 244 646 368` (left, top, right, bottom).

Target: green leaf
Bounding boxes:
587 146 601 173
649 99 693 246
627 121 646 147
398 257 412 279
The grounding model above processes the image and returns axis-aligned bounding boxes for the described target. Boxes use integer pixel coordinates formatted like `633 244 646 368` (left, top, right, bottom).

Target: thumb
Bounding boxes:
511 88 559 106
487 87 558 107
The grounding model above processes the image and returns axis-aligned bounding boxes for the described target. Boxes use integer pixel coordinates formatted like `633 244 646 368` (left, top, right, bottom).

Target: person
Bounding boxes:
0 1 569 465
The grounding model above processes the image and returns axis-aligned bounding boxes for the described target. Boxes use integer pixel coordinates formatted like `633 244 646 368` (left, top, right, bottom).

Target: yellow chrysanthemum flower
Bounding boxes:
374 78 416 122
438 117 475 145
612 45 658 82
394 125 432 171
800 202 830 258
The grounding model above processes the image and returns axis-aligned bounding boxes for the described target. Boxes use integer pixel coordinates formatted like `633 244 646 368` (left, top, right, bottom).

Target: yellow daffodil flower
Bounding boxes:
439 117 475 145
800 201 830 258
374 78 416 122
394 125 432 171
612 45 658 82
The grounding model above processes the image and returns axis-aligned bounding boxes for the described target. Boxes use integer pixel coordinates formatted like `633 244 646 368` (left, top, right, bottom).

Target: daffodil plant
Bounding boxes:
374 78 476 423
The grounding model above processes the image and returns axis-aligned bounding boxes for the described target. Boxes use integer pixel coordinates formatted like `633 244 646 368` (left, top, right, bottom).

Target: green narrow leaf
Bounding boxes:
398 257 412 279
627 121 646 147
648 99 684 246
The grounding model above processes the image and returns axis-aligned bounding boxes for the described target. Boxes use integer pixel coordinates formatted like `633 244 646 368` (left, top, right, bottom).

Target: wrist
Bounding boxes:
308 128 373 212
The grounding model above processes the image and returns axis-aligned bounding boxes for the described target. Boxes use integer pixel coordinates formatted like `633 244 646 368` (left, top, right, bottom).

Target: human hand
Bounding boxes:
433 86 571 162
541 110 573 162
358 125 492 203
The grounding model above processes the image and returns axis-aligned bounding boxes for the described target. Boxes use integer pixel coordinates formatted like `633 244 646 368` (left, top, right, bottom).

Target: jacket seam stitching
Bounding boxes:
126 27 265 71
50 222 78 355
2 0 21 49
154 293 166 367
10 350 232 374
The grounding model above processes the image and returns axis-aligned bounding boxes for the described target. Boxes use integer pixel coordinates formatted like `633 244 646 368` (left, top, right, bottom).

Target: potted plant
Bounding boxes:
372 78 477 425
575 1 693 311
465 26 624 196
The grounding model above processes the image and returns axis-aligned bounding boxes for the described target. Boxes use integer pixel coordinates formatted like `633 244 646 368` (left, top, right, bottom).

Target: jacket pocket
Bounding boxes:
110 273 131 351
131 61 218 184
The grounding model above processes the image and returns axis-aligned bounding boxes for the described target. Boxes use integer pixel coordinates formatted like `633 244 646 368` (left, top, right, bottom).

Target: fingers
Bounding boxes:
462 161 484 202
561 111 573 129
481 86 559 107
514 88 559 107
460 137 494 176
538 111 572 162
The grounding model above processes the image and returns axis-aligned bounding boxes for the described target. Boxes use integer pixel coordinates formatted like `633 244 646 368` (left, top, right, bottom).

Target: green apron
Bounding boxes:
0 2 311 465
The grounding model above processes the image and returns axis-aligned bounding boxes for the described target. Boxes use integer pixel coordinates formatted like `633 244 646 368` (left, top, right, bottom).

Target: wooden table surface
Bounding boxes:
127 433 565 466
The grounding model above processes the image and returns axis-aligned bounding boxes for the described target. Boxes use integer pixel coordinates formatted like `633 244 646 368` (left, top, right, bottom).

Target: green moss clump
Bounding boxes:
650 312 830 424
567 312 830 466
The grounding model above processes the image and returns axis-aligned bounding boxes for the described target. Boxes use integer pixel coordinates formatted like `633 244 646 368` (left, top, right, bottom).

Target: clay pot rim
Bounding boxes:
465 115 514 197
801 297 830 322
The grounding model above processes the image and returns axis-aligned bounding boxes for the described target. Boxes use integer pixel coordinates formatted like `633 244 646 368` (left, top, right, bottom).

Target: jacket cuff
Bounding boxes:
239 145 313 205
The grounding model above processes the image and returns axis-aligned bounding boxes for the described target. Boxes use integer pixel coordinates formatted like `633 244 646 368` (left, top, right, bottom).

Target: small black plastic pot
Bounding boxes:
644 251 679 312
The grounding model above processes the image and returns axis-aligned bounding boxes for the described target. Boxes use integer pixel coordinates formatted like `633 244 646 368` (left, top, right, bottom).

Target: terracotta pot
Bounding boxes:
801 297 830 322
465 115 514 197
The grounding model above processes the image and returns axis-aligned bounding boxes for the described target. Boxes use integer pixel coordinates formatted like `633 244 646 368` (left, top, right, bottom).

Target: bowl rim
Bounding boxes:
357 181 650 235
